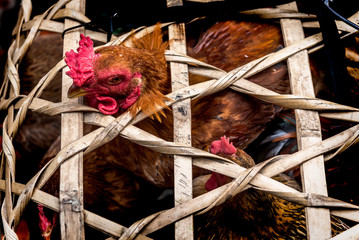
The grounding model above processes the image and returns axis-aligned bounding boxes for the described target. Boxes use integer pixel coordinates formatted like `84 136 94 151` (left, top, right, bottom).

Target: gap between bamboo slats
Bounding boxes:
167 0 194 239
279 2 331 239
60 0 85 239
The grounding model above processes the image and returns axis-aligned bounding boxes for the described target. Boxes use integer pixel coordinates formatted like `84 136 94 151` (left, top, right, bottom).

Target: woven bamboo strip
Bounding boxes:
0 180 153 240
60 0 85 239
21 19 110 43
240 8 316 19
1 2 56 239
331 210 359 224
21 19 64 34
280 2 331 238
320 112 359 123
52 8 90 22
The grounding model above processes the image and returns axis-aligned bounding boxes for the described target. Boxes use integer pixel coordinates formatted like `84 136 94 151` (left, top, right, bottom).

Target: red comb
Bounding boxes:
65 34 98 87
37 204 57 237
37 204 51 233
210 136 236 155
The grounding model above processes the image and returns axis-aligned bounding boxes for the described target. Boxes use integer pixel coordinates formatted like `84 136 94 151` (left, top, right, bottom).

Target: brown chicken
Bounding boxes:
12 33 63 183
10 33 160 239
193 136 348 239
37 136 165 239
65 20 289 187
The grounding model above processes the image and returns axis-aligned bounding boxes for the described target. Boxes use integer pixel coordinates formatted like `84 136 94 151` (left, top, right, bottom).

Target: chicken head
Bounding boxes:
65 34 143 115
65 29 170 118
205 136 255 191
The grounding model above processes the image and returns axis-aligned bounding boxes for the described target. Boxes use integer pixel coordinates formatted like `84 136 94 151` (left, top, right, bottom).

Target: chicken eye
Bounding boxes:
107 76 125 85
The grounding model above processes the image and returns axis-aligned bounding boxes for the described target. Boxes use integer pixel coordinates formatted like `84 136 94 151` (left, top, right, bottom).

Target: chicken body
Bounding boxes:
17 21 288 188
10 33 63 183
193 137 348 239
194 174 348 239
32 135 167 239
12 33 161 239
66 20 289 187
39 137 163 224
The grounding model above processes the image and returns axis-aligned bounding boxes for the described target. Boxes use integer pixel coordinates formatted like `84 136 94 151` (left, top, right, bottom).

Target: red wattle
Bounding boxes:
96 95 120 115
205 172 229 191
205 172 219 191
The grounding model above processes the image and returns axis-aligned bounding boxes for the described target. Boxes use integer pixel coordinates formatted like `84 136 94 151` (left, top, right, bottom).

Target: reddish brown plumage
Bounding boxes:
193 138 348 239
84 20 289 187
16 20 290 238
37 136 163 239
16 21 288 189
13 33 62 184
188 21 283 72
39 136 159 214
10 17 359 240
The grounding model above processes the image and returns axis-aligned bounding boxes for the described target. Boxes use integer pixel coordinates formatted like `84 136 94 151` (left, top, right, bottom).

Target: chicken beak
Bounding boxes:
68 85 88 98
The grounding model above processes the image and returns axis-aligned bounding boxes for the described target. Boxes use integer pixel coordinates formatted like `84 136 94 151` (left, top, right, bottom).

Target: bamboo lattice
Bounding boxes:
1 0 359 239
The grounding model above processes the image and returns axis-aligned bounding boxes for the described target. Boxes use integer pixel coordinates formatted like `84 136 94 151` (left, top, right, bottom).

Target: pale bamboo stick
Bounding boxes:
167 0 194 239
60 0 86 239
279 2 331 238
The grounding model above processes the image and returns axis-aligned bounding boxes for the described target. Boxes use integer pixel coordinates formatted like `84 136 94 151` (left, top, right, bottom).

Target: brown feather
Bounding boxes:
89 20 290 187
17 20 289 188
13 33 62 183
193 146 348 239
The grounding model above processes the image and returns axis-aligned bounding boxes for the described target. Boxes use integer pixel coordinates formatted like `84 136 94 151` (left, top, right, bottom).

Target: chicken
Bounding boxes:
193 136 348 239
65 20 289 187
12 33 62 184
7 33 160 239
36 136 167 239
247 109 359 206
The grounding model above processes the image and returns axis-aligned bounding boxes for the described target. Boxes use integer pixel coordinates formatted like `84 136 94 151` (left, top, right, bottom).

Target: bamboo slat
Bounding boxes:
60 0 85 239
302 20 357 33
167 0 194 239
279 2 331 239
331 223 359 240
240 8 316 19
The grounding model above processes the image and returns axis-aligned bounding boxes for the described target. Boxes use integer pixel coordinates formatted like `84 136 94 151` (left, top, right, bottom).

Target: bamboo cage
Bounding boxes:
1 0 359 239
